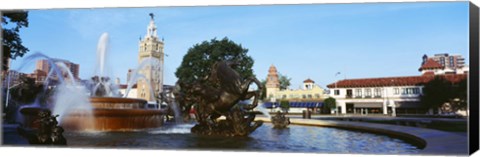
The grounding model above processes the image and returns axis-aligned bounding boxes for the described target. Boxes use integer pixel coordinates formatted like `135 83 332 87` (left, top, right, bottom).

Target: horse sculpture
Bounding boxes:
175 60 264 136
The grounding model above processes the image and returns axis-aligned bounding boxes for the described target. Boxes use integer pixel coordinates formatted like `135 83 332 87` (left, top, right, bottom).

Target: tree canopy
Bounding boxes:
175 37 254 85
420 76 467 113
279 99 289 113
323 97 336 111
278 73 291 90
2 11 29 71
260 79 267 100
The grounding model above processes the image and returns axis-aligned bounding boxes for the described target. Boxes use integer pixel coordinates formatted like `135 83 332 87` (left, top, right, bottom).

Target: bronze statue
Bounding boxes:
271 111 290 129
176 61 264 136
18 110 67 145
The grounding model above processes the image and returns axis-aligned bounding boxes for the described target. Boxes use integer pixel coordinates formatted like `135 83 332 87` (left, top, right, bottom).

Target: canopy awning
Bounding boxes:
262 102 323 108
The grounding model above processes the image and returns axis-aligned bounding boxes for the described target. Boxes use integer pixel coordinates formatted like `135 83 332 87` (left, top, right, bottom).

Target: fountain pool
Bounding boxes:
62 123 420 154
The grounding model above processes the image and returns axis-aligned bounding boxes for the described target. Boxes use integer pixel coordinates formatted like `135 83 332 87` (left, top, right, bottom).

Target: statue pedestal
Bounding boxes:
191 110 263 136
271 112 290 129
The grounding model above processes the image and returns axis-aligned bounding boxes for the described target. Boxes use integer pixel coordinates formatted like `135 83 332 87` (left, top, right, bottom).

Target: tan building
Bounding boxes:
266 65 327 102
264 65 328 113
137 14 164 102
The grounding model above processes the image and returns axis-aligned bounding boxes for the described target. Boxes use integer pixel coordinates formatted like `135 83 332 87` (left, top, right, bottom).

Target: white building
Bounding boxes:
118 84 138 99
327 54 468 115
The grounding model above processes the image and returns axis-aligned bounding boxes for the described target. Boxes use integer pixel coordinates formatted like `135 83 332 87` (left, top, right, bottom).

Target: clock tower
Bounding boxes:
137 13 164 102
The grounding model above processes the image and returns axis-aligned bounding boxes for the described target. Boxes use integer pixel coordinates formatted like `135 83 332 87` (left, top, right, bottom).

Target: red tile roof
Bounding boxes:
303 78 315 83
419 58 443 71
327 74 466 88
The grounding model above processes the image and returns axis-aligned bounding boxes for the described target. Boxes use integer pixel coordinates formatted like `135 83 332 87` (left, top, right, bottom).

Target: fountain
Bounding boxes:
2 13 431 155
17 33 166 132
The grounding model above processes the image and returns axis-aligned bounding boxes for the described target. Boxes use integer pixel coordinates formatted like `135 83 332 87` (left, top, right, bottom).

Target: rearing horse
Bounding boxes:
190 61 263 126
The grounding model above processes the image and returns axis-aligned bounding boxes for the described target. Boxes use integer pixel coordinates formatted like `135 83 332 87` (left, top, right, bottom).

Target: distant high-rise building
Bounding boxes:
422 53 465 69
36 59 50 74
420 53 467 75
35 59 80 80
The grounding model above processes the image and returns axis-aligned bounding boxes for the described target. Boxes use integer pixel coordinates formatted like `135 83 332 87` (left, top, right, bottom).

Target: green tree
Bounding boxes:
323 97 336 114
175 37 254 85
420 76 454 111
279 99 290 113
260 79 267 100
450 78 467 112
2 11 29 71
278 73 291 90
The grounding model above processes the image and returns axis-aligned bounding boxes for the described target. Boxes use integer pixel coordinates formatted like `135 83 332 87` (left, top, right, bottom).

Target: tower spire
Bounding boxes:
146 13 158 38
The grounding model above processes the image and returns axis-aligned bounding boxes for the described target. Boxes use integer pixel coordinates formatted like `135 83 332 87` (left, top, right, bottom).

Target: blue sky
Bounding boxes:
10 2 470 89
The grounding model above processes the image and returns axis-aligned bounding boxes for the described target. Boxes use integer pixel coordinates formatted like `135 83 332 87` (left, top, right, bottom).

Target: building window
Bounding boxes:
355 89 362 97
407 88 413 94
302 95 306 99
334 90 340 95
374 88 382 97
365 89 372 97
413 88 420 94
449 56 454 67
346 89 353 98
315 94 320 99
282 95 287 99
394 88 399 95
307 94 312 99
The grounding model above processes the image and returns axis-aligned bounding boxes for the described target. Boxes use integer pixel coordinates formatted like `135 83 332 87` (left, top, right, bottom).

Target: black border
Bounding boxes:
469 1 479 155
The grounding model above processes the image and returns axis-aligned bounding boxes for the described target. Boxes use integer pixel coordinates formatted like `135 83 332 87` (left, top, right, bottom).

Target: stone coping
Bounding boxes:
255 117 468 155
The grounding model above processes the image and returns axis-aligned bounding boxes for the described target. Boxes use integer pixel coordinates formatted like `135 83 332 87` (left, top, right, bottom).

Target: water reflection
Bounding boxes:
63 123 420 154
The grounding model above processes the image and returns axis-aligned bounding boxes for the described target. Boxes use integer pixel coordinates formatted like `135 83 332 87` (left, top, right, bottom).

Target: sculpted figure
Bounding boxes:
20 110 67 145
176 60 264 136
271 111 290 129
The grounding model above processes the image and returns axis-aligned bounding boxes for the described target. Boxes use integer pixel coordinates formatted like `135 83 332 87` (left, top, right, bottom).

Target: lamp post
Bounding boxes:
5 71 12 108
334 72 340 115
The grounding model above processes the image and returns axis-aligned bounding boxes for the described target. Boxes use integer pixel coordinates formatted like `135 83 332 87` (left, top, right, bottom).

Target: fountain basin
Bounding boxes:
90 97 148 109
19 97 165 132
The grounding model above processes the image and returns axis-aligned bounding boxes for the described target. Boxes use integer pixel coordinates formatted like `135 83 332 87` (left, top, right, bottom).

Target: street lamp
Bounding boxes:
334 72 340 115
5 71 12 108
5 72 23 109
